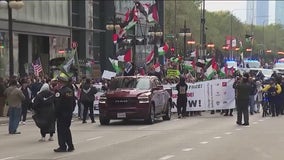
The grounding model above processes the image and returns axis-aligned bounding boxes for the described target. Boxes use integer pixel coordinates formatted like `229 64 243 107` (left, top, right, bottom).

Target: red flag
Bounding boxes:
124 49 132 62
146 49 154 64
112 34 118 44
212 57 218 70
147 3 159 23
124 9 130 22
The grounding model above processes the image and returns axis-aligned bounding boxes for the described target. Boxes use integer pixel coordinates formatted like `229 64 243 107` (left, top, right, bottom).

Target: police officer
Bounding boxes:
233 73 252 126
54 73 76 152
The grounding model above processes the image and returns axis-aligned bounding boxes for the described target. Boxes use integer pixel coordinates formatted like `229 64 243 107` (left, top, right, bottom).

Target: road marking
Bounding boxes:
86 136 103 141
138 126 150 130
252 122 258 124
225 132 232 135
200 141 209 144
182 148 193 152
0 157 16 160
0 124 6 126
159 155 175 160
235 128 242 131
213 136 222 139
258 119 264 122
174 119 180 121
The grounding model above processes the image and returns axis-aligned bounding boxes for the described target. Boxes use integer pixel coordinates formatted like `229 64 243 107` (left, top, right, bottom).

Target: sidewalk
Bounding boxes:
0 112 33 124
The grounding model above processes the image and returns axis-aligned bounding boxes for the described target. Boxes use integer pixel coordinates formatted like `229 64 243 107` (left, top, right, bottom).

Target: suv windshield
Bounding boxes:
109 77 151 90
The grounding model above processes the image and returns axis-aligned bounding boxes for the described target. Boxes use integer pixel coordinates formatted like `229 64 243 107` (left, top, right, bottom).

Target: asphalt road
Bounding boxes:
0 112 283 160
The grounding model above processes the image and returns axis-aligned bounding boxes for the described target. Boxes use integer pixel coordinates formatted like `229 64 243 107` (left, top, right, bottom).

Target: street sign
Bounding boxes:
72 41 78 48
166 34 174 38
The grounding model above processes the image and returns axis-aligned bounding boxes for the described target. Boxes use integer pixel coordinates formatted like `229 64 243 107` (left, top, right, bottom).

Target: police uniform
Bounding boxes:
54 76 76 152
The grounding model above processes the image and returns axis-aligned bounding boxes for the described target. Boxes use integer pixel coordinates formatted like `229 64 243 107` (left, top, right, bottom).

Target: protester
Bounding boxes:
233 73 252 126
32 83 55 142
176 76 188 118
80 78 97 123
248 75 257 115
54 74 76 152
4 79 25 134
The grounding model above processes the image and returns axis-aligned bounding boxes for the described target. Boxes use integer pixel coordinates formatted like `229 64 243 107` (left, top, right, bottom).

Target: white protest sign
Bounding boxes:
102 70 116 80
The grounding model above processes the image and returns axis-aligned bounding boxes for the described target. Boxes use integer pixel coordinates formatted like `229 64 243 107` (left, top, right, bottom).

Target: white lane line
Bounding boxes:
159 155 175 160
252 122 258 124
86 136 103 141
0 124 6 126
258 119 264 122
0 157 16 160
138 126 150 130
235 128 242 131
182 148 193 152
213 136 222 139
225 132 232 135
200 141 209 144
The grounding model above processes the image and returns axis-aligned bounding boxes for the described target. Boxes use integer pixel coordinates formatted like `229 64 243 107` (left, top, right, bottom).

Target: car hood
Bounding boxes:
105 89 151 98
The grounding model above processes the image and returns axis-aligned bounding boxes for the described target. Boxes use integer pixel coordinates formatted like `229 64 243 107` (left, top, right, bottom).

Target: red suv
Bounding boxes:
99 76 172 125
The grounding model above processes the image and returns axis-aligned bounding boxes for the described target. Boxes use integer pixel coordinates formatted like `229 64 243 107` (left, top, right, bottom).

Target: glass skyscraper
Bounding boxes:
246 0 269 26
275 1 284 26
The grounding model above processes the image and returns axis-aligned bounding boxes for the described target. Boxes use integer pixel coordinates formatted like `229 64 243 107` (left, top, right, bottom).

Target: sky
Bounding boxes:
205 0 275 24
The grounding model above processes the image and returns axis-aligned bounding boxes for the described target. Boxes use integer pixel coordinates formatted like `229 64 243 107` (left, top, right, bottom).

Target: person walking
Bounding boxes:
4 79 25 134
176 76 188 118
33 83 55 142
80 78 97 123
20 79 32 125
248 76 257 115
233 73 252 126
54 74 76 152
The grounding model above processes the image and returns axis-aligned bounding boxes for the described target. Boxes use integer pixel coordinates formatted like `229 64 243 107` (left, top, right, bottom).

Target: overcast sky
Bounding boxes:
205 1 275 24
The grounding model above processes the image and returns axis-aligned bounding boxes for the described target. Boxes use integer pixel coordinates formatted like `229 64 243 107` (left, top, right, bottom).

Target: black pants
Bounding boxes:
21 104 28 122
82 101 94 122
41 129 54 138
224 109 233 115
236 99 249 124
177 97 187 116
270 102 280 116
57 116 74 150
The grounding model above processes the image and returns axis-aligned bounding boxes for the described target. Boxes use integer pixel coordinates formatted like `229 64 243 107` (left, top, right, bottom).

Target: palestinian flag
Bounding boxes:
124 20 137 31
117 49 132 62
218 67 227 78
183 61 194 71
120 6 138 29
196 59 205 68
147 3 159 23
135 1 149 18
154 63 160 72
158 43 169 56
146 49 154 65
204 57 218 79
109 58 121 73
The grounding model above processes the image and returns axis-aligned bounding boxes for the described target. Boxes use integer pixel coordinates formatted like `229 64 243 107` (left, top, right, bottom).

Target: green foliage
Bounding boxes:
165 0 284 60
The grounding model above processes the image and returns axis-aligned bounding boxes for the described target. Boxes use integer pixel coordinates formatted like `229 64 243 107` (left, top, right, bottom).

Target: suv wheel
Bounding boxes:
145 104 155 124
99 117 110 125
162 101 172 120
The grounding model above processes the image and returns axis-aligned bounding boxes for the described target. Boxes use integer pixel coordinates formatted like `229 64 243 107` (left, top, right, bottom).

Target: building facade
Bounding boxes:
275 1 284 26
0 0 71 77
246 0 269 26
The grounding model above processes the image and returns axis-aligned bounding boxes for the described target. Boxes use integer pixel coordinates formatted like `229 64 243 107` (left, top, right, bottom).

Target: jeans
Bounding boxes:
249 95 255 114
8 107 22 134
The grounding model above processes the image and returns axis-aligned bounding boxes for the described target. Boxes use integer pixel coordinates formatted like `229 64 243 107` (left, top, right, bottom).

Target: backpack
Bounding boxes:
80 87 96 103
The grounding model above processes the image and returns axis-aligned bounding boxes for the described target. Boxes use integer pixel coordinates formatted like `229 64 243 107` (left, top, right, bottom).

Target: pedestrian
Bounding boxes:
176 76 188 118
248 76 257 115
20 79 32 125
4 78 25 134
233 73 252 126
54 74 76 152
32 83 55 142
255 80 263 113
80 78 97 123
0 77 7 117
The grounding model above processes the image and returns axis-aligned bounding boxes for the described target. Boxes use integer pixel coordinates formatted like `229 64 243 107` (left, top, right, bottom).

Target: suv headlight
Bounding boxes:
99 96 107 104
138 93 150 103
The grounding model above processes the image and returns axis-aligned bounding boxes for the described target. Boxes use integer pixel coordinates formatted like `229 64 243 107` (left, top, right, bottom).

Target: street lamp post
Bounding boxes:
0 0 24 77
105 7 121 57
179 20 191 58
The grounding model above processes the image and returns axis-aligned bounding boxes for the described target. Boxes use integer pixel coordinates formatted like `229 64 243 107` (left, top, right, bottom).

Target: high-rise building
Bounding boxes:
275 1 284 26
246 0 269 26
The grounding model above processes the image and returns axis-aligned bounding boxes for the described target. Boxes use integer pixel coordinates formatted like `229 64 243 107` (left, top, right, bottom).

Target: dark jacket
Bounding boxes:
33 90 55 131
233 80 252 101
80 83 97 103
54 85 76 118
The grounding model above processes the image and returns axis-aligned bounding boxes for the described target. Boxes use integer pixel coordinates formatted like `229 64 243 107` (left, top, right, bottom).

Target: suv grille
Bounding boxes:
107 98 137 105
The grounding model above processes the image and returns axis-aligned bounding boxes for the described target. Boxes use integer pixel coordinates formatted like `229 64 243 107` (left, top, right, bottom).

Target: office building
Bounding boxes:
275 1 284 26
246 0 269 25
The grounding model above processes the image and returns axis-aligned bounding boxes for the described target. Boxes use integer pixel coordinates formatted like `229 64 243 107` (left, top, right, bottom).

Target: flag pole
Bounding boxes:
74 47 81 79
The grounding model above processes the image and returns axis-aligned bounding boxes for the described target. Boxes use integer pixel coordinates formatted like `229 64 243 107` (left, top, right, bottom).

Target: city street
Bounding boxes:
0 113 283 160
